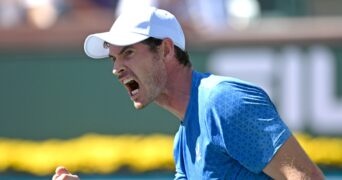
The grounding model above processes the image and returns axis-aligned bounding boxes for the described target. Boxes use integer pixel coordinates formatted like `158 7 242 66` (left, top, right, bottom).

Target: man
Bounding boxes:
53 6 324 180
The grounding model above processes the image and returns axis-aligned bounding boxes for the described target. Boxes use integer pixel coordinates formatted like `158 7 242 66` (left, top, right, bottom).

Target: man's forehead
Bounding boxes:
107 42 142 57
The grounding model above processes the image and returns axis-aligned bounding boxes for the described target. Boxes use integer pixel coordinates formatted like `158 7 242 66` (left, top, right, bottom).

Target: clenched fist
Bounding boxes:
52 166 80 180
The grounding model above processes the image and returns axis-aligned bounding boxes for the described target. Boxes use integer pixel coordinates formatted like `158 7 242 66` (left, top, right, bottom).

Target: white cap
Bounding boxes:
84 6 185 59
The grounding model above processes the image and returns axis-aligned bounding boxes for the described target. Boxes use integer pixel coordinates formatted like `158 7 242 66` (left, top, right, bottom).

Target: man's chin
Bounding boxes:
133 102 145 110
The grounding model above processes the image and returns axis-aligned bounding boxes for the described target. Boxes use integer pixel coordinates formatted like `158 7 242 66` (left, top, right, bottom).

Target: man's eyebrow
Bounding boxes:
119 45 132 55
108 54 115 59
108 45 132 58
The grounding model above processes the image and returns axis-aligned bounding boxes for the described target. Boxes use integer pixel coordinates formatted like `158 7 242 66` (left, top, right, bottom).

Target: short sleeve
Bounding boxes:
207 81 291 173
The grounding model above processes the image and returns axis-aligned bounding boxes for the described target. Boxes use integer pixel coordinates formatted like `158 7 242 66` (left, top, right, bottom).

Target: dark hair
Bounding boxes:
141 37 191 67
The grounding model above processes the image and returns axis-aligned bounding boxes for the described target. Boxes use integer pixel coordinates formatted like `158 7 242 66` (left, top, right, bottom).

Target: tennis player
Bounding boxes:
53 6 324 180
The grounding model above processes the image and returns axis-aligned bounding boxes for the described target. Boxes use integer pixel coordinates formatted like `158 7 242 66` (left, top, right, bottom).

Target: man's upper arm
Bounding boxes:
263 135 324 179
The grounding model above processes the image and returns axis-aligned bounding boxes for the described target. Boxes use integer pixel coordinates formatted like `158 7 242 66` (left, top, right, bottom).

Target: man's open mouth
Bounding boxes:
123 78 140 96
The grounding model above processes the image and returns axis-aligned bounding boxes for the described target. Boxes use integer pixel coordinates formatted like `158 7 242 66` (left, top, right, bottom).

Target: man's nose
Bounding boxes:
112 62 125 76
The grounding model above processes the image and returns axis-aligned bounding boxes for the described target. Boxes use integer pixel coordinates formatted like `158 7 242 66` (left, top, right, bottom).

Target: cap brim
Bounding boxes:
84 31 150 59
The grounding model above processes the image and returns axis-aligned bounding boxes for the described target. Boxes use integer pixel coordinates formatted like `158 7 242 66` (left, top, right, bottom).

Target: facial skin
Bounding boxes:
108 41 168 109
107 38 193 120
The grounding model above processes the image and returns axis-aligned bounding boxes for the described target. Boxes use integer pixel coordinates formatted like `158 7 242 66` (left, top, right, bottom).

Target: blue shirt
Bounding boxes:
173 71 291 179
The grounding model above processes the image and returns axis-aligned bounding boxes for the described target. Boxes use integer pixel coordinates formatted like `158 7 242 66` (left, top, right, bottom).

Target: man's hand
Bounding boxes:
52 166 80 180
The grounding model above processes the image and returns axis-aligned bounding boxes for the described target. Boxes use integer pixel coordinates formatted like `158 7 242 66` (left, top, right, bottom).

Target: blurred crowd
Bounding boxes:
0 0 261 31
0 0 118 29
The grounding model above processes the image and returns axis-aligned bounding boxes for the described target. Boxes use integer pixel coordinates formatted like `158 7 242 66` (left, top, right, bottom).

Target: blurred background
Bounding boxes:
0 0 342 179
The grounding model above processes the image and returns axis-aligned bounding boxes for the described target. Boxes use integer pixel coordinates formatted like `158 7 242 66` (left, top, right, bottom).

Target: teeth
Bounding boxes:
131 89 139 96
122 78 139 97
123 78 133 84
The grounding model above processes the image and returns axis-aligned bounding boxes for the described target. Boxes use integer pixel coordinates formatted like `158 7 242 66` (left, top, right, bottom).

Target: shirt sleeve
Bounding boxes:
207 81 292 173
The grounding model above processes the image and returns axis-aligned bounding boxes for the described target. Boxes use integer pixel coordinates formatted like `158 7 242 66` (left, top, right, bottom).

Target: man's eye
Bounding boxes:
124 50 134 57
109 56 116 63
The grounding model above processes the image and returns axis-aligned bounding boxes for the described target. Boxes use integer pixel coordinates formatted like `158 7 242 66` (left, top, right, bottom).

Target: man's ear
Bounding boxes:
161 38 175 60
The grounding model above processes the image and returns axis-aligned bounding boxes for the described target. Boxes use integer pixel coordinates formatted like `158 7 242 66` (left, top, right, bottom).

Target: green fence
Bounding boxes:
1 45 342 139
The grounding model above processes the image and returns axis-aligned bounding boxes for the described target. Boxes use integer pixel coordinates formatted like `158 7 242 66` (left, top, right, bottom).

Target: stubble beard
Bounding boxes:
133 55 167 110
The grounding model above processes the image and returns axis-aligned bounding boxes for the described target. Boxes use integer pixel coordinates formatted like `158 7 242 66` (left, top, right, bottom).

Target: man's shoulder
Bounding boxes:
197 74 272 113
199 74 259 95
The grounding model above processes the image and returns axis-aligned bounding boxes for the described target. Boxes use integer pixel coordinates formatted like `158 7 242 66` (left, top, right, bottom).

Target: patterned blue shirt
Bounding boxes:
173 71 291 179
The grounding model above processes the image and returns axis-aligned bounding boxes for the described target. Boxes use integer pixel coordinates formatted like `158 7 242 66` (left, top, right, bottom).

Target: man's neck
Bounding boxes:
154 66 193 120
